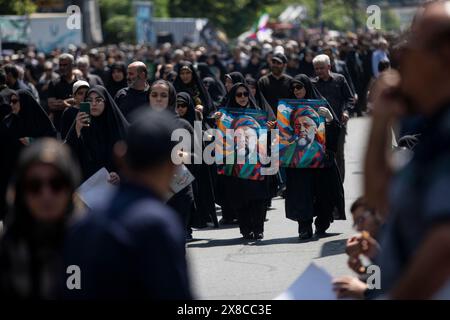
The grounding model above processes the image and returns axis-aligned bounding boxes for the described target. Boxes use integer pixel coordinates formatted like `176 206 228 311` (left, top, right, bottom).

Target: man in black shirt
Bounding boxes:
47 53 78 134
313 54 353 182
257 53 293 115
114 61 150 121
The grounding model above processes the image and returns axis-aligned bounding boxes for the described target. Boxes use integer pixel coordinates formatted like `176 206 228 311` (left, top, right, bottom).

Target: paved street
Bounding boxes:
186 116 371 300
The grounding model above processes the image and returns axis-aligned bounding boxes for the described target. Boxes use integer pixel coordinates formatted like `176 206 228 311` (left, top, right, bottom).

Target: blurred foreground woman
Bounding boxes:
0 139 81 299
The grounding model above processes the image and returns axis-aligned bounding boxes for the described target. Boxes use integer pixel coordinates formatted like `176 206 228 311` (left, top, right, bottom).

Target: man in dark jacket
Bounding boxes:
64 109 192 299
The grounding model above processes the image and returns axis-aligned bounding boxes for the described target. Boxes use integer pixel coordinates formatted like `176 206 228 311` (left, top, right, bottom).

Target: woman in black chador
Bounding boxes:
65 85 129 183
285 74 345 240
215 83 272 240
176 91 218 229
0 89 56 220
173 61 215 118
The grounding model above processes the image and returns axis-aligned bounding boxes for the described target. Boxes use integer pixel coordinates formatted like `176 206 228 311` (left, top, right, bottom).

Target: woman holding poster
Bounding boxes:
215 83 271 240
284 74 345 240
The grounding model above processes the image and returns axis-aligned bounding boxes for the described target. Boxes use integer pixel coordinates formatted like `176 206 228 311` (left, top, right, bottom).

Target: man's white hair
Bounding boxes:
312 54 330 66
59 53 74 64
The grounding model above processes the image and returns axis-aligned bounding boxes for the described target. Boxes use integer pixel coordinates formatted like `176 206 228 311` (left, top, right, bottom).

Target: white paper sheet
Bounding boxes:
275 263 337 300
76 167 117 209
170 165 195 194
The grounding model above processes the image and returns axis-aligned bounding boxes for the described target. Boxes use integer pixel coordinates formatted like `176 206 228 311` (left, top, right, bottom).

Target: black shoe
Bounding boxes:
254 233 264 240
314 228 327 237
299 230 313 240
242 232 254 240
298 224 313 240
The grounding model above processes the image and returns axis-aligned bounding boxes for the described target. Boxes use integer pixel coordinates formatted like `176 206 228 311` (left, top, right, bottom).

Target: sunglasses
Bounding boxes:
10 99 19 104
236 91 249 98
293 85 304 91
25 176 68 195
177 104 188 108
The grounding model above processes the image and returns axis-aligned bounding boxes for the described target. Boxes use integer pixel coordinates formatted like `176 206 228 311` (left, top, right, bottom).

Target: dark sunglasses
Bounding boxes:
10 99 19 104
25 176 68 195
236 91 249 98
293 84 304 91
176 103 188 108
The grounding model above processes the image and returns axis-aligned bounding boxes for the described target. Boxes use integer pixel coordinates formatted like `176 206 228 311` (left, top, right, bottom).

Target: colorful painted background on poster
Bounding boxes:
216 108 268 180
277 99 327 168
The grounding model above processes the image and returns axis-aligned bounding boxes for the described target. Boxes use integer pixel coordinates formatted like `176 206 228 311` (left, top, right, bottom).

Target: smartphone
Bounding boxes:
79 102 91 125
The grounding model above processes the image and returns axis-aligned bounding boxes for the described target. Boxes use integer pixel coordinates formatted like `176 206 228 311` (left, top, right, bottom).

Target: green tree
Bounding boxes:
99 0 135 43
168 0 278 38
0 0 36 15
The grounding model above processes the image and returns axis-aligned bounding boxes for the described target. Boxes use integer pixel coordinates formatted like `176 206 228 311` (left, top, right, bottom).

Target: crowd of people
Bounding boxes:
1 0 449 300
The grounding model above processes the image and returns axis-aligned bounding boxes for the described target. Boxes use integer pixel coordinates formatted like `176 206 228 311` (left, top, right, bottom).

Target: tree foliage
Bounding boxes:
168 0 278 38
0 0 36 15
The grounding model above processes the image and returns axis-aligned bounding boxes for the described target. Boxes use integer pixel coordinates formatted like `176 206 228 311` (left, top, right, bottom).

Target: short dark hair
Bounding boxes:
3 64 19 79
350 196 369 214
125 108 178 170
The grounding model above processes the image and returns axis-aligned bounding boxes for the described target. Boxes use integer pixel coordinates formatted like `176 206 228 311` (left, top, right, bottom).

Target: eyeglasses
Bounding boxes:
10 99 19 105
86 98 105 105
293 85 304 91
236 91 249 98
177 104 188 109
25 176 68 195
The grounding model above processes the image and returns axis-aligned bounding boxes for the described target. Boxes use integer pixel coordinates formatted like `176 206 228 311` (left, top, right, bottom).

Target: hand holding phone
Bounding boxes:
76 102 91 137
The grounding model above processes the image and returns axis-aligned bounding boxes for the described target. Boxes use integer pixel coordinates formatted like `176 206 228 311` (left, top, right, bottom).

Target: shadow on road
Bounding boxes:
317 238 347 258
187 237 247 248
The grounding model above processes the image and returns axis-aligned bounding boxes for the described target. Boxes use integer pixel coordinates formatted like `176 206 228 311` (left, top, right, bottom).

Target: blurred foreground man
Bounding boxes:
365 0 450 299
64 109 192 299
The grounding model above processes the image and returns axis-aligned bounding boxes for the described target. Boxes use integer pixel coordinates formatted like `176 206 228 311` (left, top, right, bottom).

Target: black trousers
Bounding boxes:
235 201 266 235
336 127 346 182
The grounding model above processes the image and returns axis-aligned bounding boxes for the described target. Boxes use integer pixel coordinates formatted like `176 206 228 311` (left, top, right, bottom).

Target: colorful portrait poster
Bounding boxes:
216 108 268 180
277 99 327 168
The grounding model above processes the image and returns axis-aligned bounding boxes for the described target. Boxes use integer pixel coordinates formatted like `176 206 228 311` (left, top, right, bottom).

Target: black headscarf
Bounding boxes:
106 61 128 98
223 83 258 110
1 89 56 139
290 74 323 100
176 92 196 126
245 76 274 120
203 77 226 104
225 72 246 88
65 85 129 180
173 61 214 116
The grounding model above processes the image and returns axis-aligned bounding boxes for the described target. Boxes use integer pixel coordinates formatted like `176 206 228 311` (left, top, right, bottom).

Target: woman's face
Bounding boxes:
10 94 20 114
225 78 233 92
112 68 125 82
74 87 88 105
235 86 249 107
150 83 169 110
24 163 71 222
293 83 306 99
176 102 188 117
87 92 105 117
179 68 193 84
